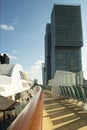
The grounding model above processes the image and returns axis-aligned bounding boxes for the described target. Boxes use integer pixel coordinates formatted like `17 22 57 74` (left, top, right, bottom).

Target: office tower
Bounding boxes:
42 63 46 86
45 5 83 84
45 24 51 84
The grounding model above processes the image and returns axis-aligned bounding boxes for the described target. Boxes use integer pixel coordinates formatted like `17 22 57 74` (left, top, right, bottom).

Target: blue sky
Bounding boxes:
0 0 87 83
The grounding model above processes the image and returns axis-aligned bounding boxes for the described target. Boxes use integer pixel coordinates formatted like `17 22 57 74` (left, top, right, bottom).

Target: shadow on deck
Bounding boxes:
43 90 87 130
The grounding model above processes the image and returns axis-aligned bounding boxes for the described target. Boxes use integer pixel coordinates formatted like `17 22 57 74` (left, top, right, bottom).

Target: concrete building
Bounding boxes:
48 70 76 98
48 70 83 98
45 4 83 85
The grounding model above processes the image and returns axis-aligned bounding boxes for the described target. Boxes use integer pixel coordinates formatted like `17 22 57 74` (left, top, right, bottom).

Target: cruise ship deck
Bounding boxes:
43 90 87 130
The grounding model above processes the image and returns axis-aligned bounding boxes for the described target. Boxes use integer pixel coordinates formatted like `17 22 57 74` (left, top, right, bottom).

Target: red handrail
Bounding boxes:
7 87 43 130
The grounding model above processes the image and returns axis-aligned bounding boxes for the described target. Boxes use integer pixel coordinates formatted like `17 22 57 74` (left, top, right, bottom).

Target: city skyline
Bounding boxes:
0 0 87 83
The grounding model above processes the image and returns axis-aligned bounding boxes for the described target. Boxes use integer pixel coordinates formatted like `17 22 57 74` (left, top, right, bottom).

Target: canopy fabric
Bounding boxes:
0 95 16 111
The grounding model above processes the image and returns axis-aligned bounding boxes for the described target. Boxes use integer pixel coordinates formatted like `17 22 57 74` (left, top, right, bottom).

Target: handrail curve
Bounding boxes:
7 86 43 130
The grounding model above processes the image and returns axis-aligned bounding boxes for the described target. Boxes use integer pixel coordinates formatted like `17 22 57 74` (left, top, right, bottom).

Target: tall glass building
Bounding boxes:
45 24 51 84
45 5 83 83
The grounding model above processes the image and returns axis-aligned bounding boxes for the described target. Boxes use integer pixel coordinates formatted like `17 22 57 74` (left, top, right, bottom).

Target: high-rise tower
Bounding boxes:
45 24 51 84
45 5 83 84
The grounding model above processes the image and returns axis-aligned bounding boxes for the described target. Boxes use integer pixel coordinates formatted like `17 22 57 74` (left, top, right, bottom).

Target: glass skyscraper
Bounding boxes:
45 5 83 84
45 24 51 84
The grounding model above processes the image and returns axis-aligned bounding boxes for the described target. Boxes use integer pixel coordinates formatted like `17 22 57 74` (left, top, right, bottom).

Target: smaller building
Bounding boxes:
42 63 46 87
48 70 83 99
0 53 10 64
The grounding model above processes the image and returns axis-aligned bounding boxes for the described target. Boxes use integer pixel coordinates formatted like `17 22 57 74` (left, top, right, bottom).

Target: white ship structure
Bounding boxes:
0 64 32 100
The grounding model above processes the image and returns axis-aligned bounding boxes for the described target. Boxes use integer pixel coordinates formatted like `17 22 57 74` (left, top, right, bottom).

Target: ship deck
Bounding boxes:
42 90 87 130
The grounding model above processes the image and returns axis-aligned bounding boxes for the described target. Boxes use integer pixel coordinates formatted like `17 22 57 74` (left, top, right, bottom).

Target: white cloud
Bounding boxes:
26 60 44 84
6 53 18 60
12 50 19 54
0 24 15 31
9 55 18 60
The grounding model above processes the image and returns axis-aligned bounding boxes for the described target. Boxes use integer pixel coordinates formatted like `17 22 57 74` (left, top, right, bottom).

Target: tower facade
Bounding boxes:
45 24 51 84
45 5 83 84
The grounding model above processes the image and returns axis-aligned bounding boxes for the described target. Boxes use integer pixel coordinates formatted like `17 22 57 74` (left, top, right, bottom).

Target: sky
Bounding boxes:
0 0 87 84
